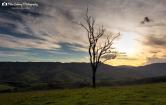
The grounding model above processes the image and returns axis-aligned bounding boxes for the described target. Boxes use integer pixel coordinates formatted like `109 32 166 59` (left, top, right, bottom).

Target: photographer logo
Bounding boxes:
2 2 8 6
1 1 38 9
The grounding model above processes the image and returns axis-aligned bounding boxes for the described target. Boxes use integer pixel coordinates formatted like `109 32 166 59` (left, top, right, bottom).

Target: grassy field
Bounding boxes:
0 84 14 92
0 83 166 105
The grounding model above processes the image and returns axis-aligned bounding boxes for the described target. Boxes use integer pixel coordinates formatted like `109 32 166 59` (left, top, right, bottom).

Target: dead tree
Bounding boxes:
80 9 120 88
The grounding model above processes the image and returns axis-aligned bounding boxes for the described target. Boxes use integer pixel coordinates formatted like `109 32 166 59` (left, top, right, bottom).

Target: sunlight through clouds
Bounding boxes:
0 0 166 65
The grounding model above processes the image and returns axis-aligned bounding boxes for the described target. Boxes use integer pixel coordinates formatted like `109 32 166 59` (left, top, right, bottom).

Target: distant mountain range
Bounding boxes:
0 62 166 91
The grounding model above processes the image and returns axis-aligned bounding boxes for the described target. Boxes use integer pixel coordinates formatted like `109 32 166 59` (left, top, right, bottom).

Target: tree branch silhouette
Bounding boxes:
79 8 120 88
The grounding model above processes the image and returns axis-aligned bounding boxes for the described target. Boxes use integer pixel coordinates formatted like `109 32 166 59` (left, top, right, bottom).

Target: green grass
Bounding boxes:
0 83 166 105
0 84 14 92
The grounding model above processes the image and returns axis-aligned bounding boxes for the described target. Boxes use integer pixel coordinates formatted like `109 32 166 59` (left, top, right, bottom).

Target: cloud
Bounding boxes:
0 34 61 50
117 57 138 60
1 0 166 50
142 34 166 64
143 35 166 48
0 0 166 63
146 56 166 64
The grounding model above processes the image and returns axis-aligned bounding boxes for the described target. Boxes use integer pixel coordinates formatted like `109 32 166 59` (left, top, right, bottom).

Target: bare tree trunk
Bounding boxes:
92 67 96 88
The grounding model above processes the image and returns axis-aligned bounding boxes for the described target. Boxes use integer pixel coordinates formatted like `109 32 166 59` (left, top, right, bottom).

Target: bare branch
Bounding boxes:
79 7 120 88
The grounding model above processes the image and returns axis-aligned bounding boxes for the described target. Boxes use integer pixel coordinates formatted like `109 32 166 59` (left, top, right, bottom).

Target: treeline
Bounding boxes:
1 76 166 93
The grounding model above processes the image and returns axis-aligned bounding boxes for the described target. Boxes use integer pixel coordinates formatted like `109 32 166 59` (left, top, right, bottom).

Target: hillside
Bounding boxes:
0 62 166 91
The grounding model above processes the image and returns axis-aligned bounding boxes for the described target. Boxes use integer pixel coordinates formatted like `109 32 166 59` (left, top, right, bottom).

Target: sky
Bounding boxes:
0 0 166 66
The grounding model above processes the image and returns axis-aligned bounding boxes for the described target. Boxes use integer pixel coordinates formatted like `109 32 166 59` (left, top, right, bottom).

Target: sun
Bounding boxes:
107 32 146 66
114 32 139 56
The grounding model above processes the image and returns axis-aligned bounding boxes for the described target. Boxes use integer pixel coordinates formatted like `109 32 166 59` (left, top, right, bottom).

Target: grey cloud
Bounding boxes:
139 22 166 28
1 0 166 53
144 35 166 47
0 34 61 49
143 34 166 64
146 56 166 64
149 50 160 54
54 6 75 21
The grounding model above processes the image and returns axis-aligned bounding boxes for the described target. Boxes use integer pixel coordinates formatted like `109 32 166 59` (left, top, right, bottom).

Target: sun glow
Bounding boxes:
107 32 145 66
115 32 139 56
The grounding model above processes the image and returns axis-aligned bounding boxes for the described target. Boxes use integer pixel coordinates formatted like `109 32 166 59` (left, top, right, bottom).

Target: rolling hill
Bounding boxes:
0 62 166 91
